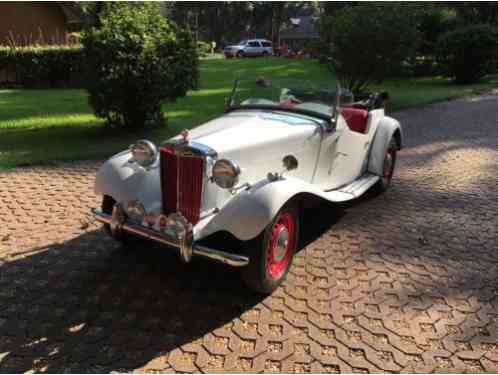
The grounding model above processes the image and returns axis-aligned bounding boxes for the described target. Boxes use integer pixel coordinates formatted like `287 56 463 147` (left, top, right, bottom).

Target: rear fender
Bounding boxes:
368 116 403 176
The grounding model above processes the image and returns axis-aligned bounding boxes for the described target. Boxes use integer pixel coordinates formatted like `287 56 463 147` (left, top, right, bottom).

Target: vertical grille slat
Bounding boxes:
160 146 203 224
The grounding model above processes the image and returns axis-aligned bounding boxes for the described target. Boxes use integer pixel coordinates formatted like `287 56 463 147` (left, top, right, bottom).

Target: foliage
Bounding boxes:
82 2 199 130
416 5 456 57
167 2 319 45
436 24 498 83
0 45 83 88
410 4 457 76
319 3 419 93
197 41 212 56
449 2 498 25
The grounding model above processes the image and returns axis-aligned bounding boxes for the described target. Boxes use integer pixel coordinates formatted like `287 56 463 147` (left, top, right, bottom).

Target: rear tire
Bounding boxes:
375 137 398 192
242 202 299 294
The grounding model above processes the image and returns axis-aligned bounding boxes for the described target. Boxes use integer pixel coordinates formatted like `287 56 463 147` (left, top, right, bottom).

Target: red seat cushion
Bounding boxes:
339 107 369 133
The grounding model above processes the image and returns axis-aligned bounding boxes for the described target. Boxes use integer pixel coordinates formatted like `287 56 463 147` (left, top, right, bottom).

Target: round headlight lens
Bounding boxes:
130 140 158 167
212 159 241 189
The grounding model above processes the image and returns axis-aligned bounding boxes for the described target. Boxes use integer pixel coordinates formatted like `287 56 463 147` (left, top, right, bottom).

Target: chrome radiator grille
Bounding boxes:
160 146 204 224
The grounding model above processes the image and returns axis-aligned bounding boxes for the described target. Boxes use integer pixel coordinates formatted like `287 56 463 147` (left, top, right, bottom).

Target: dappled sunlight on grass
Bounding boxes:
188 88 233 97
164 110 194 119
0 114 100 130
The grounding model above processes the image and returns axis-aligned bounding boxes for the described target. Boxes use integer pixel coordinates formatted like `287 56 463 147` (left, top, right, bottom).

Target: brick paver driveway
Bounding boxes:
1 94 498 373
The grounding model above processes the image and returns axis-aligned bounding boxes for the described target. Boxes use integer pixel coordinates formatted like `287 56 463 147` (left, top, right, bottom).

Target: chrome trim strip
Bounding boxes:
161 140 217 158
199 207 219 220
92 209 249 267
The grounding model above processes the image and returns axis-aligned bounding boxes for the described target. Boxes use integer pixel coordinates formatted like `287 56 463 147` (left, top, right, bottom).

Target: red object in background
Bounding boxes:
280 42 289 57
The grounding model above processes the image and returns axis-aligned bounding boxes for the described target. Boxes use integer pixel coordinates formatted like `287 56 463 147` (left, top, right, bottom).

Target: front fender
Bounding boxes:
194 176 341 242
94 151 162 213
368 116 403 176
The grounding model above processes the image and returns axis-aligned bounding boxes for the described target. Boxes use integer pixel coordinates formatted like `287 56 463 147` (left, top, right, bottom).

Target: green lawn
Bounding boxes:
1 58 496 169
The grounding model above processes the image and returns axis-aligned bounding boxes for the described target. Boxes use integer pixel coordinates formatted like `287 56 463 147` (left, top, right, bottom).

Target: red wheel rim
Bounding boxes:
266 212 295 279
383 147 396 180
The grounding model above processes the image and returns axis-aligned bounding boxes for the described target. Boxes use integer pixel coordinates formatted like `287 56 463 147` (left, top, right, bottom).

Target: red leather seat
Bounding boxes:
339 107 369 134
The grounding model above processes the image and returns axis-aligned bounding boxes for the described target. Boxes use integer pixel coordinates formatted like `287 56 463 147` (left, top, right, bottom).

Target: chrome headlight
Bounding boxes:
130 140 158 167
212 159 241 189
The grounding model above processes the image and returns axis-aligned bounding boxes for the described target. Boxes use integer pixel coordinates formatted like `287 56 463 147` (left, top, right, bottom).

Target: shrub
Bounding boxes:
0 45 84 87
197 41 212 56
436 24 498 83
319 3 419 93
82 3 199 130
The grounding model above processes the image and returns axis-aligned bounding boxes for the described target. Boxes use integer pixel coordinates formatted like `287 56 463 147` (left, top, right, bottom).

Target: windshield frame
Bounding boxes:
225 78 337 121
226 104 334 122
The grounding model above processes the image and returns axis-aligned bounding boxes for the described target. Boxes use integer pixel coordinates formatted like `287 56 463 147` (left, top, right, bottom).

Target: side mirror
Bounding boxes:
283 155 298 171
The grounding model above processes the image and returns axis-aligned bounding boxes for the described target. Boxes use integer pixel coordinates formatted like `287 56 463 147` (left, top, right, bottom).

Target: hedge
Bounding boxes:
0 45 84 88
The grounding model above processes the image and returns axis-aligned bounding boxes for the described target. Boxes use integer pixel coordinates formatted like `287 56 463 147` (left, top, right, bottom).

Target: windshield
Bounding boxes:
237 40 247 46
227 78 340 119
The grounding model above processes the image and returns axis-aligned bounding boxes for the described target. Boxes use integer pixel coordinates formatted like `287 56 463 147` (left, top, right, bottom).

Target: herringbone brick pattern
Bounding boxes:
1 94 498 373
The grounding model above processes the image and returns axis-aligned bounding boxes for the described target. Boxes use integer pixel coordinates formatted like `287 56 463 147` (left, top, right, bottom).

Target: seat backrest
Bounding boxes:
338 107 369 134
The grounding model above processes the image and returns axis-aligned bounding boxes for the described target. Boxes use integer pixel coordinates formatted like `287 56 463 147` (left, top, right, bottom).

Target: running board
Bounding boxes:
323 174 380 202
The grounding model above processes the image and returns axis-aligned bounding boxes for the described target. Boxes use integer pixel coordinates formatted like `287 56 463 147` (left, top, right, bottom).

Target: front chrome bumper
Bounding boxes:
92 208 249 267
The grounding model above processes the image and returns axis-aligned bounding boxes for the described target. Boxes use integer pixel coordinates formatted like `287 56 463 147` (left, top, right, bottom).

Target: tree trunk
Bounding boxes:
271 3 285 46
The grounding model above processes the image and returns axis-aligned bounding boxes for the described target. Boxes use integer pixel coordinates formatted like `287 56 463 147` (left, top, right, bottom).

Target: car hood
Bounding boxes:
170 110 323 183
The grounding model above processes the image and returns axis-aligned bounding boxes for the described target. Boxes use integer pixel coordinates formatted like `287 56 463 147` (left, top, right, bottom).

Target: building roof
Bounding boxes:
280 16 319 41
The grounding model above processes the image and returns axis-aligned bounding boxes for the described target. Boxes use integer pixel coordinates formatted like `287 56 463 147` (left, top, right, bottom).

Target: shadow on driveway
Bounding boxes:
0 203 343 373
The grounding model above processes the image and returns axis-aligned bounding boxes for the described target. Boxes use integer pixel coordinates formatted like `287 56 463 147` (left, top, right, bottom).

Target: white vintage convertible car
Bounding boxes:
92 79 402 293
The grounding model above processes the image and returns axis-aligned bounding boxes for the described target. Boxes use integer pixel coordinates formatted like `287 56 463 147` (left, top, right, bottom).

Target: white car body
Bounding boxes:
95 108 401 240
92 87 402 291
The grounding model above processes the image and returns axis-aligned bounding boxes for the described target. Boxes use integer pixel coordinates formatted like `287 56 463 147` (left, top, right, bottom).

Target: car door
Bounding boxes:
328 116 371 188
246 41 261 56
312 114 371 190
261 41 272 54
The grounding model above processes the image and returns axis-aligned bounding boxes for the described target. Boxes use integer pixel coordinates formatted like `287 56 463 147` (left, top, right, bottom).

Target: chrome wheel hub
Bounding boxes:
273 227 289 262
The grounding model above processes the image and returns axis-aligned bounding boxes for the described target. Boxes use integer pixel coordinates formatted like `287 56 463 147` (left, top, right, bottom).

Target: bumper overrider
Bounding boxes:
92 203 249 267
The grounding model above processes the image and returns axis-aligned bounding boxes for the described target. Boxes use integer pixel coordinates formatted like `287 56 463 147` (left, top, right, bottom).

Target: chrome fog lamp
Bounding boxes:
212 159 241 189
130 140 158 167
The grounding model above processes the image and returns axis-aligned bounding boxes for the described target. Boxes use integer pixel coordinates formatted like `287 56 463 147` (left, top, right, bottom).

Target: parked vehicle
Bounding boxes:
92 79 402 294
224 39 273 58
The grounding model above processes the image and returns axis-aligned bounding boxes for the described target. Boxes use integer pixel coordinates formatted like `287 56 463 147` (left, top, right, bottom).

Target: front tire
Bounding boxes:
242 202 299 294
236 50 244 58
101 195 138 248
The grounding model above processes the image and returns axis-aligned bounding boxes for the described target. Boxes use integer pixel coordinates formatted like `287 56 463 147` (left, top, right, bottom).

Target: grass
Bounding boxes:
0 58 496 169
